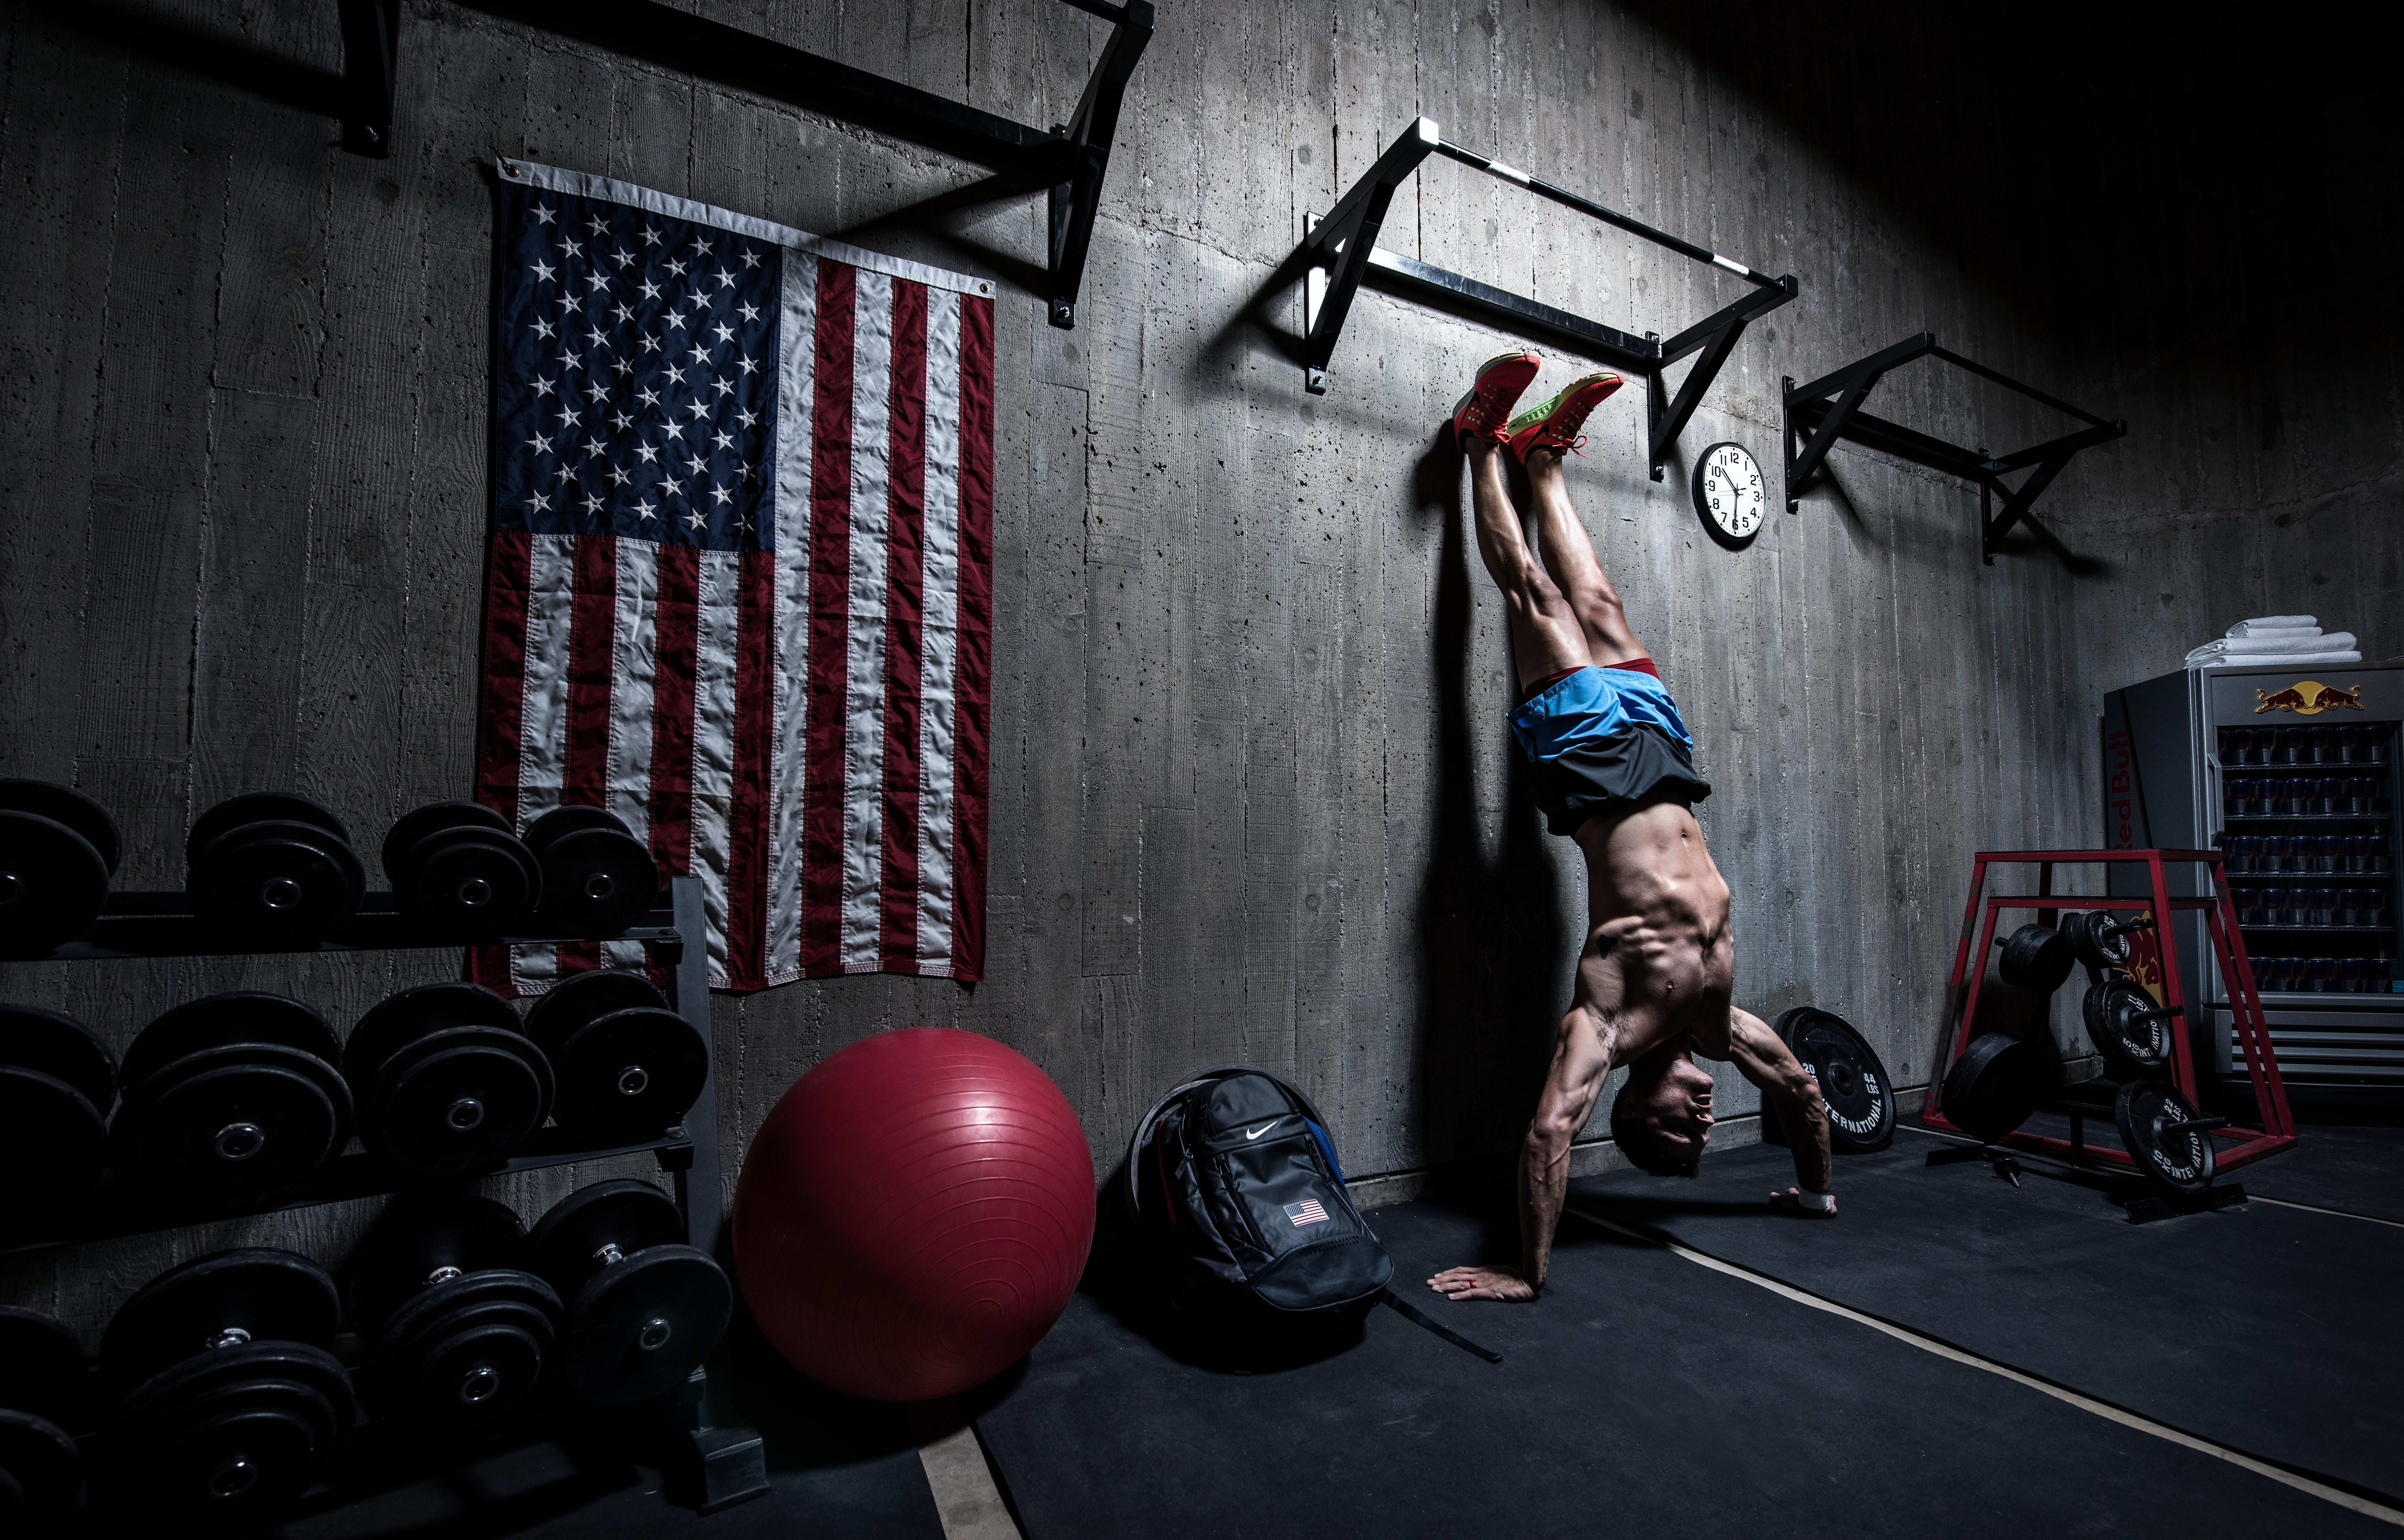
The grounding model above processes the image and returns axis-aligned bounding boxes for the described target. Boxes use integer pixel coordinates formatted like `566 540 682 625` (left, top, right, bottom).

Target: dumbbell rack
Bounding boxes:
6 874 769 1516
1925 848 2298 1180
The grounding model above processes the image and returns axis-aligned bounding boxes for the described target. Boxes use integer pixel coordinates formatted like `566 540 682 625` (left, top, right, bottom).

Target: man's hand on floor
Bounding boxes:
1427 1264 1536 1302
1769 1186 1838 1218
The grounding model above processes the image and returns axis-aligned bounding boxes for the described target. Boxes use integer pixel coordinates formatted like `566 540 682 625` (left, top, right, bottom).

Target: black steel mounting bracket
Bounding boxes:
1781 333 2126 563
1298 118 1797 481
337 0 1153 330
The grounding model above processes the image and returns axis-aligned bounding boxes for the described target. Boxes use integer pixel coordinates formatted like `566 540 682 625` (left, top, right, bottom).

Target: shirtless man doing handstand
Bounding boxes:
1427 354 1837 1306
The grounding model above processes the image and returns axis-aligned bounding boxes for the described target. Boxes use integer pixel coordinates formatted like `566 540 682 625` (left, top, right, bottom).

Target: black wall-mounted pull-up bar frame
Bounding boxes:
1781 334 2126 563
333 0 1153 329
1300 118 1798 481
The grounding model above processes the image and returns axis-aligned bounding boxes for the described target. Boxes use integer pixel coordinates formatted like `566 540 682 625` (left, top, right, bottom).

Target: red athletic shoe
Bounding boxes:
1506 371 1626 461
1449 351 1543 446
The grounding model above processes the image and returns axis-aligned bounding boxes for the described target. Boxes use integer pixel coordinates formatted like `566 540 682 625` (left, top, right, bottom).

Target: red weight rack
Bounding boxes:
1924 848 2296 1174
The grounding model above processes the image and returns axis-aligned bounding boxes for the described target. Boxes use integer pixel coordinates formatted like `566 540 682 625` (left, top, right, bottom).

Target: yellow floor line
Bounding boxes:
1562 1201 2404 1527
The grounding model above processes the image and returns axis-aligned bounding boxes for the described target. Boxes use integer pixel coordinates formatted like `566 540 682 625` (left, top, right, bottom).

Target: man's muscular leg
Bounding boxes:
1523 445 1647 665
1466 441 1590 691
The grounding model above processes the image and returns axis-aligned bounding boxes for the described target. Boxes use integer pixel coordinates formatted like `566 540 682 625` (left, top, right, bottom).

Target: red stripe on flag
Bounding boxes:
880 280 928 970
722 549 776 989
951 292 995 981
649 545 702 882
800 258 856 975
470 529 534 990
552 534 619 979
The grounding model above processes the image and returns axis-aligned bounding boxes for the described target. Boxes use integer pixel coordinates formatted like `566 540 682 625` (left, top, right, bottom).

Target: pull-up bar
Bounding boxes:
1780 334 2126 564
335 0 1153 330
1300 118 1798 481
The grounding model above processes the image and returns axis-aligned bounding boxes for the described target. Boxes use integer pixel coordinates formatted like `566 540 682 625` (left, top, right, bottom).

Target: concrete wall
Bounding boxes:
0 0 2158 1332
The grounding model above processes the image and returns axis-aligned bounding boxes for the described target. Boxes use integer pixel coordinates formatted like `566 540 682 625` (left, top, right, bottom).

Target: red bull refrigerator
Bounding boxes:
2102 661 2403 1103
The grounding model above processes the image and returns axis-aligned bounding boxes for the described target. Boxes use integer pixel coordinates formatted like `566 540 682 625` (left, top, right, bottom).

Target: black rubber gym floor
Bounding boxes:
1568 1133 2404 1509
971 1190 2399 1538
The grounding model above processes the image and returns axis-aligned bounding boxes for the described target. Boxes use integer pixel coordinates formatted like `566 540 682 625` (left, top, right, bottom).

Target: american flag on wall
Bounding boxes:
470 159 994 993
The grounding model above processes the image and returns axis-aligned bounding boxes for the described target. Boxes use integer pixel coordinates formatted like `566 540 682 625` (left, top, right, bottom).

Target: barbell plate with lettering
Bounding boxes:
1771 1006 1894 1153
2115 1079 2216 1198
2085 979 2173 1080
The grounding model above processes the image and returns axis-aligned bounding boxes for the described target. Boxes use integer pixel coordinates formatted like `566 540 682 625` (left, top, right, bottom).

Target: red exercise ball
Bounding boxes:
733 1027 1095 1402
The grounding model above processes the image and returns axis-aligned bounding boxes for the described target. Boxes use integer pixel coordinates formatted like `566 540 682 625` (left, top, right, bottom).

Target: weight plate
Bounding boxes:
344 1195 528 1335
2116 1080 2216 1199
2063 910 2133 970
138 1375 344 1476
185 793 348 865
0 811 109 958
148 1399 321 1520
186 825 365 942
0 1067 105 1204
0 1005 116 1112
369 1269 557 1364
380 800 511 889
0 1307 89 1431
371 1295 557 1415
522 968 667 1060
521 804 630 858
397 832 539 940
1939 1031 2043 1143
118 1041 351 1144
526 1180 684 1294
114 1343 352 1441
533 827 660 939
0 1408 80 1522
344 981 522 1087
0 780 120 874
561 1245 731 1405
1779 1007 1895 1154
108 1060 341 1212
101 1252 340 1394
122 993 337 1093
376 1321 547 1438
1996 923 2076 995
554 1008 707 1141
2091 980 2173 1080
363 1028 550 1174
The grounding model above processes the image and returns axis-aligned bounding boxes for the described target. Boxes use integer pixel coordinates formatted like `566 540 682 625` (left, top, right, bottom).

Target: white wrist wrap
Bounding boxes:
1794 1189 1834 1213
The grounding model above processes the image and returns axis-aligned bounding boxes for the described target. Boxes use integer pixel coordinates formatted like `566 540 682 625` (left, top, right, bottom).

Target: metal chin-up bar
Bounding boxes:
1299 117 1798 481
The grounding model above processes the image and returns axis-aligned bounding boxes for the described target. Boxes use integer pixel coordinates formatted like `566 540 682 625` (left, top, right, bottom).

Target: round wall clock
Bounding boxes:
1692 441 1768 547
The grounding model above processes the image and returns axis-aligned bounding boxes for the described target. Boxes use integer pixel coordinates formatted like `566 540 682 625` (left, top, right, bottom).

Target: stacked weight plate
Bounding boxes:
185 793 366 946
0 1007 117 1217
526 1181 730 1405
108 994 351 1215
345 1196 562 1442
382 801 542 941
98 1249 356 1527
523 806 659 940
0 780 120 957
345 984 553 1174
0 1306 89 1528
523 970 707 1144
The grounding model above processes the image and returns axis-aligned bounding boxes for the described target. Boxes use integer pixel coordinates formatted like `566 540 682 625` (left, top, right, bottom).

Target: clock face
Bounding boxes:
1693 441 1767 545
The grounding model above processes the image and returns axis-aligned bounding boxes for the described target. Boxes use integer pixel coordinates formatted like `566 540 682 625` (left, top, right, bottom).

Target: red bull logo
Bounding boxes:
2255 679 2363 716
2123 926 2167 1006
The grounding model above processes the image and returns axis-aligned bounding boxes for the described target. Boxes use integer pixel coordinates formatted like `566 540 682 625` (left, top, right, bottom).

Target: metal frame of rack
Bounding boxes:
8 874 767 1515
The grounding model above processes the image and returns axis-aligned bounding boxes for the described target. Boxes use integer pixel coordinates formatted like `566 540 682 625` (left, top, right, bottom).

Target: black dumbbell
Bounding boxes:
0 779 119 957
0 1006 116 1215
2062 909 2151 971
526 1180 731 1405
97 1249 355 1526
1994 922 2075 994
185 792 366 945
345 984 553 1174
523 971 707 1144
0 1306 90 1527
345 1196 562 1441
382 801 542 941
524 806 659 940
109 993 351 1214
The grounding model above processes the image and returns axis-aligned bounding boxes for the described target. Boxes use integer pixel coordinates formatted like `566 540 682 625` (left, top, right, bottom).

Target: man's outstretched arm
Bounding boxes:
1427 1004 1614 1301
1724 1007 1836 1215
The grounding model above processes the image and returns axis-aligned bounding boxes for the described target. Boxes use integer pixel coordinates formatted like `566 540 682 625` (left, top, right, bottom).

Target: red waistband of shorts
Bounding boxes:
1520 658 1659 703
1603 657 1660 679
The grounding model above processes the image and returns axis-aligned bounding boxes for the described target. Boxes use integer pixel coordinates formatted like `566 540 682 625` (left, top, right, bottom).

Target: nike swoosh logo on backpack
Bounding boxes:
1245 1122 1275 1140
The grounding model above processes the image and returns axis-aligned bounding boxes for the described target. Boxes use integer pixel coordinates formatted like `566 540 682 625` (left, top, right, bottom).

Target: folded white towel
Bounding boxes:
2185 632 2357 664
2189 650 2362 671
2226 616 2319 637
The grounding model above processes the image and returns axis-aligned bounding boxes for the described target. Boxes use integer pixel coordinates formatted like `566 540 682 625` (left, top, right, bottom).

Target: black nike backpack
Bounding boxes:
1126 1066 1392 1338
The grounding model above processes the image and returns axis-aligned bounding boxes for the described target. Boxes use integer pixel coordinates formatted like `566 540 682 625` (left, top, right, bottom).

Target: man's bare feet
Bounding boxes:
1427 1263 1537 1302
1769 1186 1839 1218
